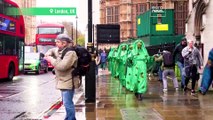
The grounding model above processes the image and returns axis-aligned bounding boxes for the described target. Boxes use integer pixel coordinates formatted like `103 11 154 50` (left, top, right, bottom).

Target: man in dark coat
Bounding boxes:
173 37 187 89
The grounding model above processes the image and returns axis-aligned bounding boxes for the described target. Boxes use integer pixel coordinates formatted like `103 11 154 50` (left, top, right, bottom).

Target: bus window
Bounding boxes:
4 36 16 55
0 37 3 55
38 28 63 34
18 40 24 71
1 0 19 19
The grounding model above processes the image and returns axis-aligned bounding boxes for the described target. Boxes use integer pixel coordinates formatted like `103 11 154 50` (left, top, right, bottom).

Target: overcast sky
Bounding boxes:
36 0 100 32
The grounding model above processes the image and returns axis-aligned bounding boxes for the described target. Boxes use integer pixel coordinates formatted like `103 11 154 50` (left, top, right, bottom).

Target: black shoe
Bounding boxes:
135 93 138 97
137 94 143 101
158 79 162 82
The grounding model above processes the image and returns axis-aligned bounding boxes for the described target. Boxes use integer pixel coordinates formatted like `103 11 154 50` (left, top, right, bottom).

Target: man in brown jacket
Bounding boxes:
45 34 78 120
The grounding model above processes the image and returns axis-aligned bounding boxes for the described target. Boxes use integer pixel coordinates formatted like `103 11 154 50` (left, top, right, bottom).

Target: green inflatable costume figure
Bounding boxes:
132 39 149 100
117 43 128 87
111 48 119 78
125 43 135 91
107 48 115 72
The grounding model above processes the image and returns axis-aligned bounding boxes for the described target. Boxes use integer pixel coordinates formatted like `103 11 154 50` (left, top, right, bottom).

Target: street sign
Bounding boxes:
7 7 77 16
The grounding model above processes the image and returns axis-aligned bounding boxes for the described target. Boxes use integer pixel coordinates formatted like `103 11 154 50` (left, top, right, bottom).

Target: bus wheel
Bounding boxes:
8 63 15 81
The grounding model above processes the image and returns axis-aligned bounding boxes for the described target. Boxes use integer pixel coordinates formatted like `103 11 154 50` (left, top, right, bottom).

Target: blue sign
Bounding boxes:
0 16 16 32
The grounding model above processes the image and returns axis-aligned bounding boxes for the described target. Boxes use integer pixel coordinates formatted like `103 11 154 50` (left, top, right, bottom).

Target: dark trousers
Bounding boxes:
185 65 198 90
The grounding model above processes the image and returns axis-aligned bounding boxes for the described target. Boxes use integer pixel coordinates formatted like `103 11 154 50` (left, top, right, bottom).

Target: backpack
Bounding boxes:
162 51 174 67
61 46 92 76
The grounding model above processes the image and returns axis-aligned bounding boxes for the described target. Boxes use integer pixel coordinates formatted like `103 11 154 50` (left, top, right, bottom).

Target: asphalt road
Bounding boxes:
0 71 61 120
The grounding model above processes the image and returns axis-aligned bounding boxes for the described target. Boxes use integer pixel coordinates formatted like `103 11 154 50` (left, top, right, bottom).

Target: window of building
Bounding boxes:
106 6 119 24
106 7 113 23
114 6 119 23
136 3 147 16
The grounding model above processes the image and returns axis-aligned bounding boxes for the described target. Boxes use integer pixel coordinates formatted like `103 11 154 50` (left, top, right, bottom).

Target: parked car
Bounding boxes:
24 52 48 74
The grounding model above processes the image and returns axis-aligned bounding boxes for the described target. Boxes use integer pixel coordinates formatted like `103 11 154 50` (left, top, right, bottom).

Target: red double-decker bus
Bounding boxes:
0 0 25 80
35 23 64 68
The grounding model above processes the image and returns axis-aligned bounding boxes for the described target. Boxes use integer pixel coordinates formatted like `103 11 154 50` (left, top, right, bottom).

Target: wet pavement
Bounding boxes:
44 69 213 120
0 72 61 120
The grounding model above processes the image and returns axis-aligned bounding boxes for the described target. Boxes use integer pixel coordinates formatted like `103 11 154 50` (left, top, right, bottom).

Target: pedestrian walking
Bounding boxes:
132 40 149 100
199 48 213 95
117 43 128 87
182 39 203 95
154 50 179 93
95 50 101 77
173 37 187 89
100 50 107 70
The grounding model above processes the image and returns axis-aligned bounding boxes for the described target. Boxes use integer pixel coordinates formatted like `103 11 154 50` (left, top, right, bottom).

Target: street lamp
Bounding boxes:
71 22 73 40
75 15 78 45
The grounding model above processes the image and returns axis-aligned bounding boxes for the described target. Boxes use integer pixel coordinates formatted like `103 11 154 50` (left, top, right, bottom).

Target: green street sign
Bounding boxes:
7 7 77 16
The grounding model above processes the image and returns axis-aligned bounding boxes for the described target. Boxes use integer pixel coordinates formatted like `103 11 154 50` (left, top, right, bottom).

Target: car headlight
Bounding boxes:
30 63 38 70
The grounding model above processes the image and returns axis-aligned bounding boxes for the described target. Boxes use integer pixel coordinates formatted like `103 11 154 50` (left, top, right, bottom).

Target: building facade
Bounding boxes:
99 0 188 49
186 0 211 63
14 0 36 45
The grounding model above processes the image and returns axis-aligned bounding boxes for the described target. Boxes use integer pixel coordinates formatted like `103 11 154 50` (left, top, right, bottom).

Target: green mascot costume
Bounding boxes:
132 39 149 100
117 43 128 87
125 43 135 91
111 48 119 78
107 48 115 72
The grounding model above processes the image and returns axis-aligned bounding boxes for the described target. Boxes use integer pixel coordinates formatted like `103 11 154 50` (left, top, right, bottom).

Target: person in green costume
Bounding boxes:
125 43 135 91
107 48 115 72
132 39 149 100
117 43 128 87
111 48 119 78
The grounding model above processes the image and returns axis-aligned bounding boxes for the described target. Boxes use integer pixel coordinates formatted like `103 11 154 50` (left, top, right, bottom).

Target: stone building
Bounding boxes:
99 0 187 49
14 0 36 45
186 0 211 63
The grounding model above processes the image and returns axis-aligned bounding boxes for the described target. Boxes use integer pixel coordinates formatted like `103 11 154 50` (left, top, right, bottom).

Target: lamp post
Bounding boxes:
71 22 73 40
75 15 78 45
85 0 95 103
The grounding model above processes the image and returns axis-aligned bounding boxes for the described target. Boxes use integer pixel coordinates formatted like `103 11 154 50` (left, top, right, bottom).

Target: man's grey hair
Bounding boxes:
56 34 72 43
